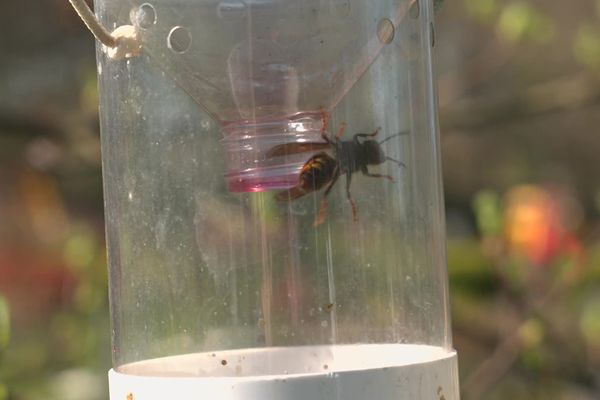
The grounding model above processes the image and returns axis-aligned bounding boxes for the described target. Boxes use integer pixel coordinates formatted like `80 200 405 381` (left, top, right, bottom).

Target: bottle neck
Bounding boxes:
221 112 326 193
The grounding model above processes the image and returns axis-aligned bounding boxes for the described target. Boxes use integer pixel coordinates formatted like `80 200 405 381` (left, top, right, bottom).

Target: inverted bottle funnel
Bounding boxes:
124 0 419 191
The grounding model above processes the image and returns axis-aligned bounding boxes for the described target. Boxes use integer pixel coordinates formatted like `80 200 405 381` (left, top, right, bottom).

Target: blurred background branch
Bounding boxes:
442 72 600 130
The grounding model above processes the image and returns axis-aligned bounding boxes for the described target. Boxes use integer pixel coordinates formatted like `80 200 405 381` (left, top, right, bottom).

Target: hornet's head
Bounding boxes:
362 140 386 165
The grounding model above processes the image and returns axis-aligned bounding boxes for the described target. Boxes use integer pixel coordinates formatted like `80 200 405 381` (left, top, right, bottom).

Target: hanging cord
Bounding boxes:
68 0 116 48
68 0 141 59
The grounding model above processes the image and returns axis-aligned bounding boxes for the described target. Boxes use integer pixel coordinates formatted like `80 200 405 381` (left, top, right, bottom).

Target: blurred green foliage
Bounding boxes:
0 297 9 353
464 0 499 22
472 190 503 237
580 297 600 345
574 25 600 69
497 2 555 43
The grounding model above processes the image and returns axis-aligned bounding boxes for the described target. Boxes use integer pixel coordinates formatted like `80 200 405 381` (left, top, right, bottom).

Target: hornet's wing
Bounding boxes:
275 186 309 202
266 142 330 158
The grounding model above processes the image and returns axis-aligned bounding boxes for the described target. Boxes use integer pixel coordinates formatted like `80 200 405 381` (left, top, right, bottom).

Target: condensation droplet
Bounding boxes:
377 18 395 44
131 3 157 29
321 320 329 328
168 26 192 54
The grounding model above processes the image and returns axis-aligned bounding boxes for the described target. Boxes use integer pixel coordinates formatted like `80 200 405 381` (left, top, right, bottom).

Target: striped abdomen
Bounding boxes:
276 153 337 201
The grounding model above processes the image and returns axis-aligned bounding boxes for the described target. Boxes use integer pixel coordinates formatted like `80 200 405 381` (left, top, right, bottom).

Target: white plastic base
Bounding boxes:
109 344 459 400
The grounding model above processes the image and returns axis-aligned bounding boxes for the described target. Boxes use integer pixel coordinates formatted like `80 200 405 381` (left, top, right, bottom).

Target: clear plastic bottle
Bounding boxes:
95 0 459 398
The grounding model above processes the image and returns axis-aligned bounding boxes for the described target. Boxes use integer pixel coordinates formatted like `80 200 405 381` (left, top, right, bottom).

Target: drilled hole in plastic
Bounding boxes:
131 3 156 29
168 26 192 54
409 0 420 19
377 18 395 44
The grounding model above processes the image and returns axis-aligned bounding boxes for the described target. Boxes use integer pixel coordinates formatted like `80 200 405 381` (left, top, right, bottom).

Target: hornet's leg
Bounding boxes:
319 107 330 138
362 165 395 182
318 107 334 144
336 122 347 139
345 173 358 222
385 157 406 168
314 167 340 227
354 127 381 142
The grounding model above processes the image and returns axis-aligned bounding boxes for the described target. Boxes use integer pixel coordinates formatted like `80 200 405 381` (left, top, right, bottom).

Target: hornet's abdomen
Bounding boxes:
299 153 337 192
275 152 337 202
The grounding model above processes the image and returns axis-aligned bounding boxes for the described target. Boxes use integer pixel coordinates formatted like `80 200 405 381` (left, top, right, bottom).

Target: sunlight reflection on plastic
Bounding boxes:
217 1 247 19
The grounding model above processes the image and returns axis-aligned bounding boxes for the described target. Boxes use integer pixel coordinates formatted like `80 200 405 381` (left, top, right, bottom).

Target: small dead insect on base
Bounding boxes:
267 116 408 226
